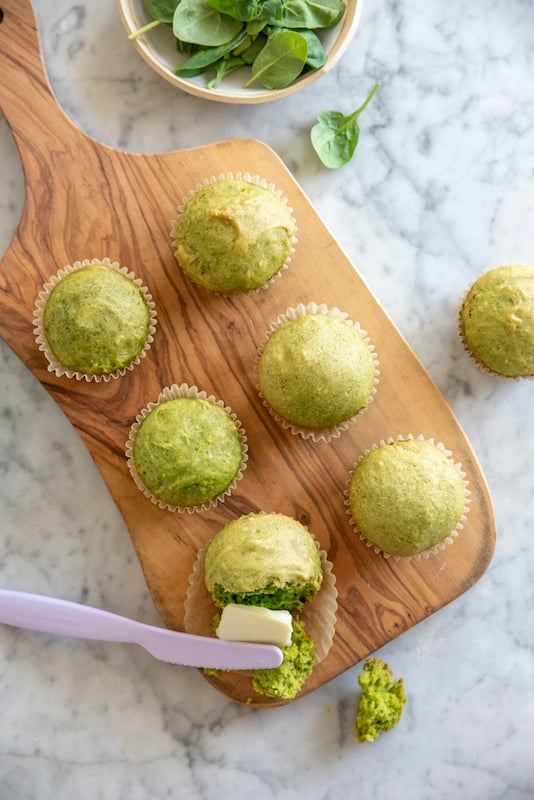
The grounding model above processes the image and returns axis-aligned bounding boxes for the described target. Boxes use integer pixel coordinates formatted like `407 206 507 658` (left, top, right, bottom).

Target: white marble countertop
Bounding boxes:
0 0 533 797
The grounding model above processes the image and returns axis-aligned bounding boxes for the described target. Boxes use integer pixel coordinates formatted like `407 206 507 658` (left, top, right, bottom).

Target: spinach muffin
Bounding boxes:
348 437 468 558
173 177 296 294
184 512 338 701
459 264 534 378
204 512 323 610
35 260 155 380
258 308 377 437
128 388 246 510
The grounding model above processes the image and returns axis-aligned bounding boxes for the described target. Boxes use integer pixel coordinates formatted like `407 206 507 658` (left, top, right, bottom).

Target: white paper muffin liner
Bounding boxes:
33 257 157 382
457 264 534 381
183 533 337 666
126 383 248 514
256 302 380 443
345 433 471 562
170 171 298 296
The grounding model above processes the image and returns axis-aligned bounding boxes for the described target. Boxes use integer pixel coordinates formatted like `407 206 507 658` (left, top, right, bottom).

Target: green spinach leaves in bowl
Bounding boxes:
120 0 361 102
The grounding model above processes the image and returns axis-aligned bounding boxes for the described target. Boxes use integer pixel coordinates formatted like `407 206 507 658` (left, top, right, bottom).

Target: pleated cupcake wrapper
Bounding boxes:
125 383 248 514
457 263 534 381
33 257 157 383
256 302 380 443
183 534 337 668
344 433 471 562
170 171 298 296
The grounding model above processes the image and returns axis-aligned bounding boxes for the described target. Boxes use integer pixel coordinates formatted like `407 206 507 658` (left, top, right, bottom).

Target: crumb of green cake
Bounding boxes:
355 658 406 743
252 620 315 700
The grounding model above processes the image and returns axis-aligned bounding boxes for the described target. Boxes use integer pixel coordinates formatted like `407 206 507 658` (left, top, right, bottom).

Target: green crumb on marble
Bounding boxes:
252 619 315 700
356 658 406 743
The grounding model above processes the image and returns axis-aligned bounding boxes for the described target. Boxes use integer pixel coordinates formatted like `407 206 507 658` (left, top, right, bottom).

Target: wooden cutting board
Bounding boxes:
0 0 495 706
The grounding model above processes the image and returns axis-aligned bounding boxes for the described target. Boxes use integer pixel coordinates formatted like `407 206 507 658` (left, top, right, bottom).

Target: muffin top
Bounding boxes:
258 313 376 429
204 512 323 610
348 439 466 557
175 178 296 294
459 264 534 378
132 397 244 509
42 264 151 376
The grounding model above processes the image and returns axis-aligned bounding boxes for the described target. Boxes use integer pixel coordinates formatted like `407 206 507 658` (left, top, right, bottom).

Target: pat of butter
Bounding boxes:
216 604 293 648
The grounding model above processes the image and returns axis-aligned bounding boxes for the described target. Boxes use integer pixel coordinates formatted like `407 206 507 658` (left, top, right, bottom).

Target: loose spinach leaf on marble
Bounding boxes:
311 83 379 168
244 29 308 88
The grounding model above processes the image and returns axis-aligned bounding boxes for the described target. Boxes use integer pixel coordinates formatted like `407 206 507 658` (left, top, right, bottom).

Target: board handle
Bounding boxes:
0 1 81 164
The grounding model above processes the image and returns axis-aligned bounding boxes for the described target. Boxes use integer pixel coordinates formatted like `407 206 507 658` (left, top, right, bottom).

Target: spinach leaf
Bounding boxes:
175 28 248 74
129 0 179 38
206 0 280 22
310 83 379 168
285 27 325 67
207 56 247 88
173 0 243 45
239 32 268 63
271 0 345 29
143 0 179 23
244 30 307 88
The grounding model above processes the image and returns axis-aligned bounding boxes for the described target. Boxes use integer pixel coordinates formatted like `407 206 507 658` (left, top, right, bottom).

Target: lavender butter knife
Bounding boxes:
0 588 283 670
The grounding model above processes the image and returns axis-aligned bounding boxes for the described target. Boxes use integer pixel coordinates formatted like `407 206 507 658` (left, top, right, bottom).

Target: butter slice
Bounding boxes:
216 604 292 647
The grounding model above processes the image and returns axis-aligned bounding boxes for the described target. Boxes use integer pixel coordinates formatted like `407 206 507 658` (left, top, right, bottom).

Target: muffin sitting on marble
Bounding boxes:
171 175 296 295
458 264 534 378
184 512 337 701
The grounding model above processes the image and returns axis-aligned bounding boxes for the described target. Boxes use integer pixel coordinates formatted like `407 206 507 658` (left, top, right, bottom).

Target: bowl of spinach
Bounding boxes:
118 0 363 103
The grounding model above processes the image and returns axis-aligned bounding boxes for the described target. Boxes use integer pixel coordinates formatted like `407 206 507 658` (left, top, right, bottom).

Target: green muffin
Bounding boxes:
40 263 153 377
348 438 466 557
183 511 337 701
258 312 376 431
174 178 296 294
131 395 244 509
459 264 534 378
204 513 323 610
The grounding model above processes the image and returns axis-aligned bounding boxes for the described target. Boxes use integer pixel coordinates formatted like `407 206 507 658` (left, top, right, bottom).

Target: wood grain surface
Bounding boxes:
0 0 495 706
